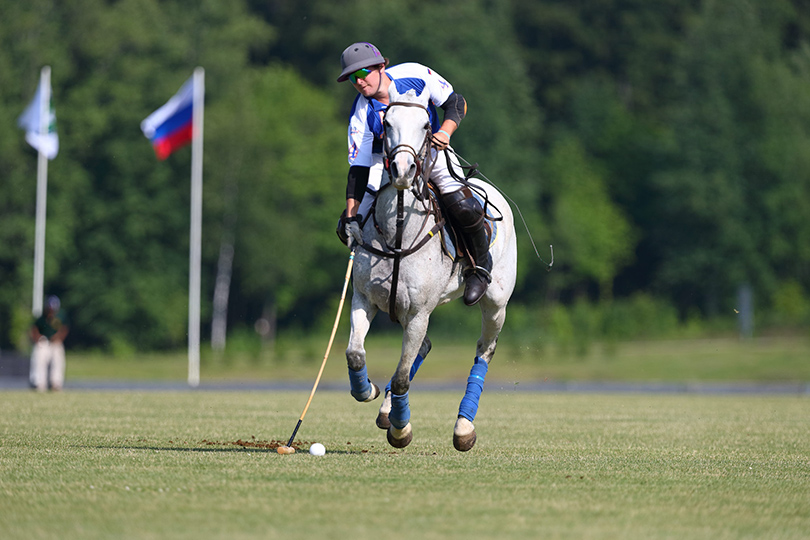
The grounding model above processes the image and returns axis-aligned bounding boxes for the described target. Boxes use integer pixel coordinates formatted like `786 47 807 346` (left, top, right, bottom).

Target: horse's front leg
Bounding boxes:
346 293 380 403
376 336 431 430
386 313 430 449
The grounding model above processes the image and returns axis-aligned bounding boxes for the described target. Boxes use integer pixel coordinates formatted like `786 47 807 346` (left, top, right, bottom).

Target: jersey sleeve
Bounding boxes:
387 63 455 110
347 96 376 167
422 65 455 108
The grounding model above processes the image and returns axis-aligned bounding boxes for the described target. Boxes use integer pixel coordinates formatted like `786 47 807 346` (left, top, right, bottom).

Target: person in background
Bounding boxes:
29 295 69 392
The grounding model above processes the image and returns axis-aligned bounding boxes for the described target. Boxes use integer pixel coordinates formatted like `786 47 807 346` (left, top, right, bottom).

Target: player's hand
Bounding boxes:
345 221 363 248
431 130 450 150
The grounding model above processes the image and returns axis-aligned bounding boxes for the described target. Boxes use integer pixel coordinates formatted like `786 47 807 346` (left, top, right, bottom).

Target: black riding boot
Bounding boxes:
443 188 492 306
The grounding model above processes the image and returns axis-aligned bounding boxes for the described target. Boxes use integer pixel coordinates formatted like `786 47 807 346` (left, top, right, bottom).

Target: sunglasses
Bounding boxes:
349 67 374 84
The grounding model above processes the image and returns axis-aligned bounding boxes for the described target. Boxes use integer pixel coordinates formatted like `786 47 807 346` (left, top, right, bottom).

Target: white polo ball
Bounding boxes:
309 443 326 456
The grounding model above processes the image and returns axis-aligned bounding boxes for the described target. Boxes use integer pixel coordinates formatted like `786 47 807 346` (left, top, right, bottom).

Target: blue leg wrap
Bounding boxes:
458 357 488 422
389 392 410 429
385 353 425 394
348 365 372 401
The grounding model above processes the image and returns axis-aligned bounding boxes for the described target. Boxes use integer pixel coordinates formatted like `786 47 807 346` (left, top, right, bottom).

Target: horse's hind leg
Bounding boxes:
454 298 507 451
346 295 380 403
475 295 508 362
377 336 432 429
453 356 489 451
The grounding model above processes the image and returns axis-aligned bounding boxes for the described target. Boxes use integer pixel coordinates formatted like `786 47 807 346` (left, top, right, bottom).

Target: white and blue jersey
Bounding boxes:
347 62 454 167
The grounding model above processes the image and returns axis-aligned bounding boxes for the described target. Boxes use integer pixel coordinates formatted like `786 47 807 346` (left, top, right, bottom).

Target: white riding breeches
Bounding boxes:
357 146 466 220
30 338 66 391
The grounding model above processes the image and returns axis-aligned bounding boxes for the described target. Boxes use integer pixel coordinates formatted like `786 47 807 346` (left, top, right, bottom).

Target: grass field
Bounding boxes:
1 390 808 539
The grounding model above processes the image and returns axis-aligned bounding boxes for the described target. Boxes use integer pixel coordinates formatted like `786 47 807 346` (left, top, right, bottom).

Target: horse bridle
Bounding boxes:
382 101 435 190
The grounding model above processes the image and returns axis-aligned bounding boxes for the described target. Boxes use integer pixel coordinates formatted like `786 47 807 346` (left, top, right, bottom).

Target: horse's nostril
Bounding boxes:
392 161 416 180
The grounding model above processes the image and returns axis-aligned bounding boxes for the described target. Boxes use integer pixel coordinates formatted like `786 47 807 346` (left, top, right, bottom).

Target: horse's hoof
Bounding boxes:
453 430 477 452
362 382 381 403
376 412 391 430
387 423 413 448
376 391 392 429
453 417 477 452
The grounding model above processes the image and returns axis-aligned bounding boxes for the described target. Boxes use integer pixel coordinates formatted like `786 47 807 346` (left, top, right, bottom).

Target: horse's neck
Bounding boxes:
374 187 433 245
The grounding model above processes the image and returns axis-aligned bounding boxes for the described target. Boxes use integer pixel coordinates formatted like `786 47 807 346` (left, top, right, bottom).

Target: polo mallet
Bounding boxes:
277 250 356 455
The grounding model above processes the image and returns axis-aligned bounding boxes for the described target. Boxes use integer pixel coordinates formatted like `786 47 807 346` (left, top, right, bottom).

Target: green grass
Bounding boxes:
1 391 808 539
64 335 810 384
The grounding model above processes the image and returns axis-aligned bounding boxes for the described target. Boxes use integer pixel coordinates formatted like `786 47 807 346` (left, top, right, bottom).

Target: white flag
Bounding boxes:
18 70 59 160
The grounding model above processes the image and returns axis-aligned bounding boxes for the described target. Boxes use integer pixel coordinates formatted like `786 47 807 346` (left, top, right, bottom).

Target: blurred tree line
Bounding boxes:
1 0 809 353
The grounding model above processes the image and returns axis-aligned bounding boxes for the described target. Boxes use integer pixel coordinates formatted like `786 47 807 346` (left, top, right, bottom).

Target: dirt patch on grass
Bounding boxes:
201 436 310 452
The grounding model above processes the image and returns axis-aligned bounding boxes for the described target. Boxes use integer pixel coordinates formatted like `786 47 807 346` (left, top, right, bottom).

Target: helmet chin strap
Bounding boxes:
375 69 389 102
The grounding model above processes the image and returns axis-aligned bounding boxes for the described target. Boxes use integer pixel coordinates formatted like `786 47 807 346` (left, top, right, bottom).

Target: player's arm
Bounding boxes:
346 165 370 219
433 92 466 149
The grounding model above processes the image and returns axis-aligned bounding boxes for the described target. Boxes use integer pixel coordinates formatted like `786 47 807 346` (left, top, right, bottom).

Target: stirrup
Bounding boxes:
465 265 492 283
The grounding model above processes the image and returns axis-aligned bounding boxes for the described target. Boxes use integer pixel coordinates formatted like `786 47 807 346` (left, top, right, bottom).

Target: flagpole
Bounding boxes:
188 67 204 388
32 66 51 318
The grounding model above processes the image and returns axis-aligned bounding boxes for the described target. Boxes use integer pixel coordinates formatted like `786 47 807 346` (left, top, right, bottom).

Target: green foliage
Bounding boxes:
544 135 637 298
534 295 688 358
768 280 810 326
205 65 346 324
602 293 682 341
751 44 810 290
640 0 810 318
2 0 810 353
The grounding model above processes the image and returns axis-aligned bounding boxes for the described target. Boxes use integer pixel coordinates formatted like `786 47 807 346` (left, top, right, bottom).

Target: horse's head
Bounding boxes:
384 85 432 191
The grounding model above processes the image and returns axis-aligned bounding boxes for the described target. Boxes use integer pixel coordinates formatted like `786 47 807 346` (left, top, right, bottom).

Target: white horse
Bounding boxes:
345 84 517 451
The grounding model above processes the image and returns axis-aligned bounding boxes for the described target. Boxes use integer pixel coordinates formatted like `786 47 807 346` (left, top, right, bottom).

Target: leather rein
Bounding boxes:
360 101 445 322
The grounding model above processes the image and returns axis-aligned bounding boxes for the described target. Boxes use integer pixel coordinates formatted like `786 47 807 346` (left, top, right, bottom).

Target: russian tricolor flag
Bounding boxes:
141 76 195 160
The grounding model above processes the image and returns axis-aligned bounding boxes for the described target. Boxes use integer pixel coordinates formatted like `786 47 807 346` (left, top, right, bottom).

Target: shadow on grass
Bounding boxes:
85 442 383 456
86 441 427 456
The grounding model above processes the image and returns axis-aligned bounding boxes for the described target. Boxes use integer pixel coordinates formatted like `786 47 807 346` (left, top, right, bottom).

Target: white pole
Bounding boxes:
188 67 204 388
32 66 51 318
211 239 234 351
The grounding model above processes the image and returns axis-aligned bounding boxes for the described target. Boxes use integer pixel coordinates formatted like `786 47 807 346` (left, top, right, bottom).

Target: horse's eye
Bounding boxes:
424 122 430 131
